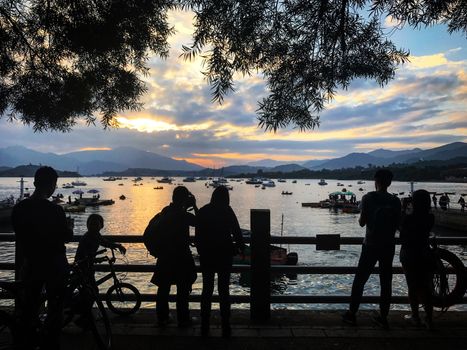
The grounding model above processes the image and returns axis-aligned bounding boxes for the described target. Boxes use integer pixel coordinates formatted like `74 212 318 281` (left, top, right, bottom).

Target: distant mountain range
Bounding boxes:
0 146 203 175
0 142 465 176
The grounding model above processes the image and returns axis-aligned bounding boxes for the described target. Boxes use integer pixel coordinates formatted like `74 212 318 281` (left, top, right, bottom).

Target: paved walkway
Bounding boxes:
62 309 467 350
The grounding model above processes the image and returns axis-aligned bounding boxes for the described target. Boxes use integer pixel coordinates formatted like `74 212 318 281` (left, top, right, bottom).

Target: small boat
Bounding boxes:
119 195 126 200
358 188 364 191
103 177 117 181
318 179 328 186
255 184 260 188
62 204 86 213
292 180 297 184
118 183 124 186
157 177 173 184
62 183 74 189
262 180 276 187
133 177 143 182
277 179 286 183
182 177 196 182
153 186 164 190
305 183 310 186
348 184 353 187
281 191 293 195
233 244 298 266
245 178 263 185
337 182 344 187
357 180 365 184
71 180 87 186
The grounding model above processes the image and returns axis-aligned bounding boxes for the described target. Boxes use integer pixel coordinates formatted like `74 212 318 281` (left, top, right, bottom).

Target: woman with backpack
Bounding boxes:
144 186 198 328
195 186 245 337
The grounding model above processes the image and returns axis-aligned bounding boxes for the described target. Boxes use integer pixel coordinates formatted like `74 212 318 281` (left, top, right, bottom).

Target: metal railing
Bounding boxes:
1 209 467 320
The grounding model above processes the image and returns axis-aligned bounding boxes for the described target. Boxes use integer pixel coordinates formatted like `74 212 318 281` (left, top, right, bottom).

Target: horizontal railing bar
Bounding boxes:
1 233 467 245
0 262 462 275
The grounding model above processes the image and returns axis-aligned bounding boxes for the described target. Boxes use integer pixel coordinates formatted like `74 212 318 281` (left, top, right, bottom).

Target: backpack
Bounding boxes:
143 207 170 257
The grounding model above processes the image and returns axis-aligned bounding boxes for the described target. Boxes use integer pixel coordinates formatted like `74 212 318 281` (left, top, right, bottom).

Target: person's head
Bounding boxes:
172 186 192 207
412 189 431 214
33 166 58 197
374 169 393 191
87 214 104 232
210 186 230 207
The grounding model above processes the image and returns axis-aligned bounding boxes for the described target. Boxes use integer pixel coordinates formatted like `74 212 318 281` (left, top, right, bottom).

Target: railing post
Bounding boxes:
250 209 271 321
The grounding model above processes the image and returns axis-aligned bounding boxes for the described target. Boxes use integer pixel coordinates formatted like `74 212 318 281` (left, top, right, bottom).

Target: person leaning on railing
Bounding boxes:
342 169 401 329
195 186 245 338
11 166 73 350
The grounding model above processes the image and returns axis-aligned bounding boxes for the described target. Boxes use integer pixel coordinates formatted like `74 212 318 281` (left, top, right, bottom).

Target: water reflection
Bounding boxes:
1 177 466 310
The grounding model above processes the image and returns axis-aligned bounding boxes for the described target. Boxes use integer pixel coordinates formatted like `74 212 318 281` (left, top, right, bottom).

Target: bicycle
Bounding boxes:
0 254 112 350
430 235 467 309
94 248 141 316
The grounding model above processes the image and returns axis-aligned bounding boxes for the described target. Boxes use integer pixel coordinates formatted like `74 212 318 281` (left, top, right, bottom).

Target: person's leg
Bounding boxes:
378 246 395 320
402 264 421 323
349 245 378 315
43 273 66 350
201 271 215 327
176 282 191 326
218 271 232 337
156 284 171 324
18 279 43 349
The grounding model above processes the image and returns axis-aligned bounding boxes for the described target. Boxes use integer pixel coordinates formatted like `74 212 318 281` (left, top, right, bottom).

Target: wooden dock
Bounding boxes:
61 309 467 350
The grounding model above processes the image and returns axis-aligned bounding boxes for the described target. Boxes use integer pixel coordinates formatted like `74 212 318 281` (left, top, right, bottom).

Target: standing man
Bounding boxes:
147 186 198 327
12 166 73 350
458 196 465 212
343 169 401 328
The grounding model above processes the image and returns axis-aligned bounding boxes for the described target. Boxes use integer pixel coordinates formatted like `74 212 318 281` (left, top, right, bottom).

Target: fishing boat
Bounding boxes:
245 178 263 185
318 179 328 186
281 191 293 195
182 177 196 182
292 180 297 184
71 180 87 186
61 203 86 213
357 180 365 184
153 186 163 190
262 180 276 187
157 177 173 184
119 195 126 200
103 176 117 181
133 177 143 182
277 179 286 183
62 183 74 189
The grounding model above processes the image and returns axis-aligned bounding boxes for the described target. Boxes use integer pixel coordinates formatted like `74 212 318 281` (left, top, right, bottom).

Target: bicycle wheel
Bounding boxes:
432 248 467 308
105 283 141 316
0 310 15 350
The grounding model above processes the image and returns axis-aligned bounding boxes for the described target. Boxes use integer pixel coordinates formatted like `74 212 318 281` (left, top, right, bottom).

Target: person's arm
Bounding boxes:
358 195 368 227
230 207 245 253
97 232 126 254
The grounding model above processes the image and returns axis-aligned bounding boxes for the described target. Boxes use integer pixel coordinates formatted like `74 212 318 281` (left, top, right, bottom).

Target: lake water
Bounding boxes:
1 177 466 311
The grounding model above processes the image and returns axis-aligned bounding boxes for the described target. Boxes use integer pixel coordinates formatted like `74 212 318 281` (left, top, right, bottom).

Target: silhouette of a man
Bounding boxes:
12 166 73 350
343 169 401 328
148 186 198 327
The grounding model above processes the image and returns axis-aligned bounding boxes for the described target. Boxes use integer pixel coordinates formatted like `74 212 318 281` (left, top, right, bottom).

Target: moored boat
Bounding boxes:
157 177 173 184
318 179 328 186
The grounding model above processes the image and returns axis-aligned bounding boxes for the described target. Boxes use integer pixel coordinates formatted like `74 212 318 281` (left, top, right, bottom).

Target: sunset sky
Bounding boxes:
0 10 466 168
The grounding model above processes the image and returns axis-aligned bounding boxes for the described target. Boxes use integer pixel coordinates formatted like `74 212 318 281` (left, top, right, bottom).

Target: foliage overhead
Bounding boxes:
0 0 465 131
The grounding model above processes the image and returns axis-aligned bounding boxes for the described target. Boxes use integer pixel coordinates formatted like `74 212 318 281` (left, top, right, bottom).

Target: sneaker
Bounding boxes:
404 314 421 327
342 311 356 326
372 314 389 329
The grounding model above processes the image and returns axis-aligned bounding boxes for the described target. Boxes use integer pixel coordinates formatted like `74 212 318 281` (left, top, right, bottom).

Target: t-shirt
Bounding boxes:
12 197 73 271
75 231 104 263
361 191 401 246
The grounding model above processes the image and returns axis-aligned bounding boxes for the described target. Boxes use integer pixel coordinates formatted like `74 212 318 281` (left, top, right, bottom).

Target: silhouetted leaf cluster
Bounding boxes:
1 1 465 131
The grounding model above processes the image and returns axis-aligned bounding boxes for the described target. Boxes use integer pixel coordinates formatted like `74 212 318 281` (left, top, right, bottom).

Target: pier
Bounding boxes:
1 209 467 349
